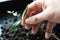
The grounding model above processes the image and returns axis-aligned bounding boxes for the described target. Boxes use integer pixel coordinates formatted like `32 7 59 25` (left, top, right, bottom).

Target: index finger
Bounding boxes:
22 1 43 25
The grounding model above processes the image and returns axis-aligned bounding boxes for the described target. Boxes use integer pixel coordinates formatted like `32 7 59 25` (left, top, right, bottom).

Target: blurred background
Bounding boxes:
0 0 60 40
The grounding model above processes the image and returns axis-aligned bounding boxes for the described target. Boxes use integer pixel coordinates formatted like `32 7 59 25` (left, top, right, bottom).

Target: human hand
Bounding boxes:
22 0 60 39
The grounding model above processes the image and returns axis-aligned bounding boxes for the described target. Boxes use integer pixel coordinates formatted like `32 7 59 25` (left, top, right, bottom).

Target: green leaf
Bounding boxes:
10 5 28 31
16 14 21 17
10 20 21 31
22 5 28 20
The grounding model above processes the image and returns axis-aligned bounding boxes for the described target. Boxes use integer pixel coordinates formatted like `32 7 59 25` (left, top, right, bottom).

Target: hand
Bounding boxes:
22 0 60 39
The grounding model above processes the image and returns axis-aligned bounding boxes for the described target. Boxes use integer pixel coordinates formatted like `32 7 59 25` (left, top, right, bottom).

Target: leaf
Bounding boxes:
10 5 28 31
13 12 18 16
10 20 21 31
17 14 21 17
22 5 28 20
7 11 13 13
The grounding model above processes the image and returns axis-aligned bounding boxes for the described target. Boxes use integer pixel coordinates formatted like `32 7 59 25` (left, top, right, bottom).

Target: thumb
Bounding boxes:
25 7 52 24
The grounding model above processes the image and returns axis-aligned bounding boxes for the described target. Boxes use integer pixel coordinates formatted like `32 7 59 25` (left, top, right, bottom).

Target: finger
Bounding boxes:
32 23 40 34
25 7 53 24
45 22 54 39
24 11 39 29
28 0 43 12
23 7 42 29
21 4 38 26
22 9 38 28
21 6 31 26
22 0 44 25
24 24 31 30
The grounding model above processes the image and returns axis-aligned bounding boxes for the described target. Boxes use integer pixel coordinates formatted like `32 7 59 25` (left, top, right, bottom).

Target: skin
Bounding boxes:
21 0 60 39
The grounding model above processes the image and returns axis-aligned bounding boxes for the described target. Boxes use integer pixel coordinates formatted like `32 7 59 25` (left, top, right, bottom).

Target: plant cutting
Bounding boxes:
10 5 28 31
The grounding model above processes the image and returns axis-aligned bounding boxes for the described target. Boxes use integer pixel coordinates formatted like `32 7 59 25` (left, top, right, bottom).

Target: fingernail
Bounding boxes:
45 32 51 39
25 25 30 30
32 29 37 35
32 31 36 35
25 27 30 30
21 22 23 25
25 26 29 30
26 18 32 24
